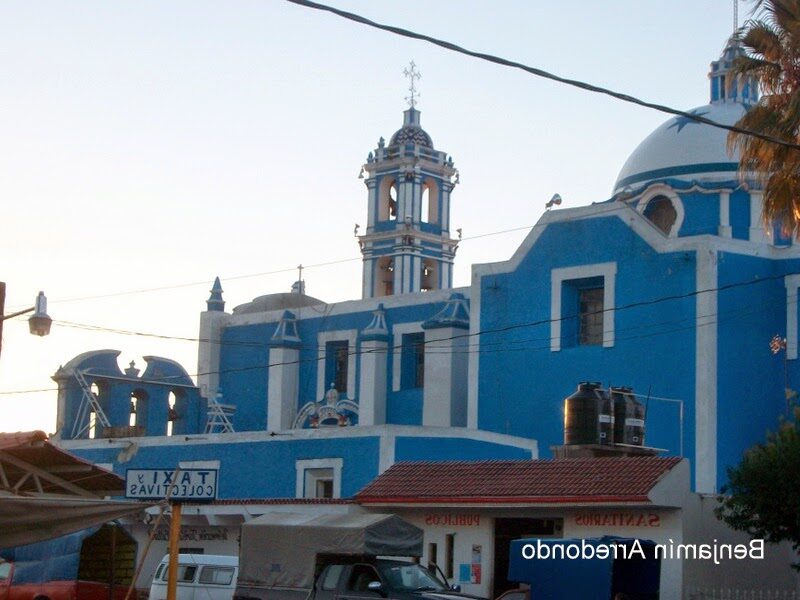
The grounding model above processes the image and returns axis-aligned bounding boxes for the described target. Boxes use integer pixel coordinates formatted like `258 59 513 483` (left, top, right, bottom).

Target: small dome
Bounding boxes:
389 107 434 148
232 293 325 315
613 38 758 194
390 126 433 147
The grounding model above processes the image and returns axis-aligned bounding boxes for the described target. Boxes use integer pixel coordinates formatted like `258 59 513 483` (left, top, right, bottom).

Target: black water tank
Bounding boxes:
564 382 610 445
597 389 615 445
611 386 646 446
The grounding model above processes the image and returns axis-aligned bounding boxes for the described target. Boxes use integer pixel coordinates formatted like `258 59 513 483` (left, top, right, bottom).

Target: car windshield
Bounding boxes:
377 564 448 592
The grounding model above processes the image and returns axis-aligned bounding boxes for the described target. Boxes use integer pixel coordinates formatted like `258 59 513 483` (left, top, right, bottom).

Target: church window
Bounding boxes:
401 332 425 389
325 341 349 395
643 195 677 235
578 287 604 345
550 263 616 352
421 259 437 292
379 177 399 222
376 257 394 297
295 458 342 499
421 178 440 225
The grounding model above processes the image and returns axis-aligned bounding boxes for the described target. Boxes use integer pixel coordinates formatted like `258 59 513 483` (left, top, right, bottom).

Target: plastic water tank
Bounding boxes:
611 386 646 446
564 382 613 445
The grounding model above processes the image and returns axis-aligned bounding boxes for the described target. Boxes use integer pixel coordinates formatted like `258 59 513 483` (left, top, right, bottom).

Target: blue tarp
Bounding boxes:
0 528 96 584
507 536 660 600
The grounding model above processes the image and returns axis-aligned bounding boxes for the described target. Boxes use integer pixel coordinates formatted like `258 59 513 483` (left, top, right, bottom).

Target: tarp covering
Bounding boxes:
507 537 660 600
238 512 423 590
0 495 149 549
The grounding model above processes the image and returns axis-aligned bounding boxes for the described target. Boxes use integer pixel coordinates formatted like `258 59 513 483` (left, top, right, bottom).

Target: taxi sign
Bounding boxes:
126 468 218 501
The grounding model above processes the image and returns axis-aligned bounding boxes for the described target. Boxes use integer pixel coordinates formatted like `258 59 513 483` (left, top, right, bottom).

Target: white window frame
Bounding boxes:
551 263 617 352
785 274 800 360
391 322 424 391
317 330 358 400
636 185 684 238
295 458 343 499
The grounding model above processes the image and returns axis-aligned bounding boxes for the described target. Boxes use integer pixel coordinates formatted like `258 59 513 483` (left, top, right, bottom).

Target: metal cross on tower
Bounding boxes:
403 61 421 108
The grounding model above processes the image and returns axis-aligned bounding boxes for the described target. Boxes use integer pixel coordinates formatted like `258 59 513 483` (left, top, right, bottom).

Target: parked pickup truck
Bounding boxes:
310 557 481 600
234 512 483 600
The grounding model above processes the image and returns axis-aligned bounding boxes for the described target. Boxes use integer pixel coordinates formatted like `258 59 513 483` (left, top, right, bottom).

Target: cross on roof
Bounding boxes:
403 61 421 108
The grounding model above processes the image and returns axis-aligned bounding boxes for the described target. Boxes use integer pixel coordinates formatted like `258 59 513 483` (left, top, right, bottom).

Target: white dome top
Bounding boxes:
613 38 759 194
613 101 746 193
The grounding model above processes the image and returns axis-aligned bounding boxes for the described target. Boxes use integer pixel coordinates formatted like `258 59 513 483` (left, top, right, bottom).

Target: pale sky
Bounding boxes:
1 0 741 433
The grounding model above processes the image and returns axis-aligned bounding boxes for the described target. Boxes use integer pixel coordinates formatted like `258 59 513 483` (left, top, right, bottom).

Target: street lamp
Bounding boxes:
0 283 52 357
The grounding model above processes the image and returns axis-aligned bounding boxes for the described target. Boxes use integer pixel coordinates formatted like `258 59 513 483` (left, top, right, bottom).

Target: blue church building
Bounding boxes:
48 39 800 596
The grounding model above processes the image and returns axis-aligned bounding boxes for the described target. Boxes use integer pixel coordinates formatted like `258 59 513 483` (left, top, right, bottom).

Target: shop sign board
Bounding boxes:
126 468 218 501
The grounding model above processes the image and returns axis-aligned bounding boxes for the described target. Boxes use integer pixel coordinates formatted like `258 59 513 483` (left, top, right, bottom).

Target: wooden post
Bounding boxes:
166 503 182 600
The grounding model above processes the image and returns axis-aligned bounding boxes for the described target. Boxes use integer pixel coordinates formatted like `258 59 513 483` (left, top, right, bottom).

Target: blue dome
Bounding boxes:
389 107 434 148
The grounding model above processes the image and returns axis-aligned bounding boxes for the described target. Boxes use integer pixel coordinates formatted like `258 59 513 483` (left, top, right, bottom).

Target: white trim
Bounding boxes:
636 184 685 238
467 272 482 429
391 322 424 391
749 190 767 243
295 458 343 499
550 263 617 352
695 245 718 493
785 274 800 360
58 423 539 458
718 191 732 238
316 330 358 400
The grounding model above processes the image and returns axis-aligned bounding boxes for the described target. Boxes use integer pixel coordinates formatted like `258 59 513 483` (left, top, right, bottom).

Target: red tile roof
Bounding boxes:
355 456 682 505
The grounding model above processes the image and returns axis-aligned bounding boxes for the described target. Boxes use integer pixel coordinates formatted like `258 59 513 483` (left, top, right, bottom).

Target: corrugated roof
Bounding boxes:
355 456 682 505
0 431 125 497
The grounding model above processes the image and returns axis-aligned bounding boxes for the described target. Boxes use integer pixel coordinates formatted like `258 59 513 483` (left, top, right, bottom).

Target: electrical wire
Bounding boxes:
0 267 790 395
284 0 800 151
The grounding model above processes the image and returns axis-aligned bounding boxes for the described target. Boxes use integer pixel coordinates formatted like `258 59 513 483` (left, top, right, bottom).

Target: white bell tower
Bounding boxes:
358 62 459 299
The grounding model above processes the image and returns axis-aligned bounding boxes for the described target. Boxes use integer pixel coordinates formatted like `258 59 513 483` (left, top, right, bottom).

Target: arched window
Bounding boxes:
642 195 677 235
378 177 398 222
375 257 394 297
421 179 439 225
421 259 437 292
167 391 179 436
129 394 138 427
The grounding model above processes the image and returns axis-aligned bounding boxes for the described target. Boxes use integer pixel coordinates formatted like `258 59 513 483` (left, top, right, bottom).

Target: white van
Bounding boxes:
149 554 238 600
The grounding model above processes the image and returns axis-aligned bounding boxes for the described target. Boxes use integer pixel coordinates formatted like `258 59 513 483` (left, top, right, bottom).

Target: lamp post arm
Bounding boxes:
1 306 34 321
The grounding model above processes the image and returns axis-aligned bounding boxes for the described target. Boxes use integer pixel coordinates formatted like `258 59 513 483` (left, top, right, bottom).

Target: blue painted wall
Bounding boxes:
477 216 696 467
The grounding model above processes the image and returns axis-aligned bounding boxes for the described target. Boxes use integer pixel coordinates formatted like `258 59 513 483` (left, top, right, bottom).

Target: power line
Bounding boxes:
0 267 789 395
284 0 800 152
0 290 778 397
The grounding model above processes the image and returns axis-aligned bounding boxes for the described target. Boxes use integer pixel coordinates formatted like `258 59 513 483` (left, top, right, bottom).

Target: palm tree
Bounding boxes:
729 0 800 237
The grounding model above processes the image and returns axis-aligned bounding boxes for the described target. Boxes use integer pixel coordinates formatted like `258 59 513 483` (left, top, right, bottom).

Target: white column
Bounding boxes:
423 326 469 427
358 339 388 425
718 191 732 238
197 311 229 400
749 191 767 243
268 346 299 431
695 246 718 493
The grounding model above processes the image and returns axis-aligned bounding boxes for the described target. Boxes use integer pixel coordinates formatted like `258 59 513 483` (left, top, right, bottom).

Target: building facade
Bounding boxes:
50 39 800 595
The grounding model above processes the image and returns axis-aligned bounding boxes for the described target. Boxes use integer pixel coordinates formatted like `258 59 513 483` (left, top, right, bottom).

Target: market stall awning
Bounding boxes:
0 431 152 548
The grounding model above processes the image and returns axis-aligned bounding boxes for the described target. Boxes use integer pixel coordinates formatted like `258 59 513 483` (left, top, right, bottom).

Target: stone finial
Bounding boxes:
270 310 302 347
422 293 470 330
207 277 225 312
360 303 389 341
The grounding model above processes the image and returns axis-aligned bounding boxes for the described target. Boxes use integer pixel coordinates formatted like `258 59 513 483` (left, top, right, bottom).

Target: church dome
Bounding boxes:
613 38 758 194
389 107 434 148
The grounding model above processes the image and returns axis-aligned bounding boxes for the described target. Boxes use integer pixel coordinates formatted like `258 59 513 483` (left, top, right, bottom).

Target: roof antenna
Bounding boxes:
733 0 738 34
